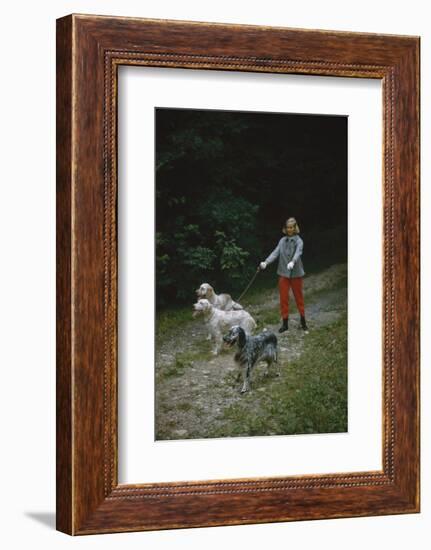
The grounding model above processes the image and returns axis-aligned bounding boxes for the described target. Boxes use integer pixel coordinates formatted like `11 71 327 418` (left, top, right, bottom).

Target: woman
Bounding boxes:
259 217 308 333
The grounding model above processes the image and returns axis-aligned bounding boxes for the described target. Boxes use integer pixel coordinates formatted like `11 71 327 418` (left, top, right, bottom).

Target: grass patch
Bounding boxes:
163 351 194 378
255 308 281 326
163 358 188 378
208 313 348 438
160 346 210 379
177 402 193 412
156 305 193 340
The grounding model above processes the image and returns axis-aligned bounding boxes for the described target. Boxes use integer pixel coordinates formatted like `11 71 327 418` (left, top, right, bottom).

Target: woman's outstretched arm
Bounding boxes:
264 239 282 265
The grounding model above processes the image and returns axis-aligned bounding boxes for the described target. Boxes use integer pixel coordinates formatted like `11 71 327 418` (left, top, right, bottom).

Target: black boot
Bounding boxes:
278 317 288 333
300 315 309 332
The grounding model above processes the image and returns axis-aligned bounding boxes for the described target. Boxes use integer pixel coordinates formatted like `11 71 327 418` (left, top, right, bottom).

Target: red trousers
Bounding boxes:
278 276 305 318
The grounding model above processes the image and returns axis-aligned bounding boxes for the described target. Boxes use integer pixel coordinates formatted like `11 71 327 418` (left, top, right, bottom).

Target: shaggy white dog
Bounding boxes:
192 298 256 355
195 283 243 311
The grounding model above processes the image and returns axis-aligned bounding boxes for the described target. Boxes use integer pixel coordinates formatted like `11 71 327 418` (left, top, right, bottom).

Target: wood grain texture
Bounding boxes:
56 15 73 535
56 14 420 535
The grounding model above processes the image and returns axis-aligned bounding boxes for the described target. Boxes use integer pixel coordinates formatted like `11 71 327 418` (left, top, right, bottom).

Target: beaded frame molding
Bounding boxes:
56 14 420 535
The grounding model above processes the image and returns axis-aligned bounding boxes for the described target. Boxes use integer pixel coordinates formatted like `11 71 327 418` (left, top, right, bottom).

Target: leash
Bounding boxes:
235 266 261 304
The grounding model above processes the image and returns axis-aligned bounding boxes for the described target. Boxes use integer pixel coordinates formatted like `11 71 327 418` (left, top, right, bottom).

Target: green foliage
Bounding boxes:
183 246 217 270
214 230 249 274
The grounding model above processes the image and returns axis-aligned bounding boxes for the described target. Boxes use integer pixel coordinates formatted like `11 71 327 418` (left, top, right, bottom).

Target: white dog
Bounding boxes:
192 298 256 355
195 283 243 311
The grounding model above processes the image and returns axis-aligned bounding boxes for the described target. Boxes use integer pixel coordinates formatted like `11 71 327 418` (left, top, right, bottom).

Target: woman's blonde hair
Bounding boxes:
282 217 300 235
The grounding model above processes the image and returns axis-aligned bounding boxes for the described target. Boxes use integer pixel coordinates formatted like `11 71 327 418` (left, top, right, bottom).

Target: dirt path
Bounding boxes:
155 263 347 440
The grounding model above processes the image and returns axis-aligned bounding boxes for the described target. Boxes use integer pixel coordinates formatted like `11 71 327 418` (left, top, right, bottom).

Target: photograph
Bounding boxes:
0 0 424 544
154 106 348 440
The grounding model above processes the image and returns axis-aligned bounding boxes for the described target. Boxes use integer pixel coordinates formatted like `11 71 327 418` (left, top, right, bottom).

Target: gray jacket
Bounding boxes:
264 235 305 278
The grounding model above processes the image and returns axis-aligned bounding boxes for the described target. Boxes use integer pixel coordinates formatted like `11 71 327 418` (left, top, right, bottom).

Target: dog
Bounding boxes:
192 299 256 355
223 325 279 393
195 283 244 340
195 283 243 311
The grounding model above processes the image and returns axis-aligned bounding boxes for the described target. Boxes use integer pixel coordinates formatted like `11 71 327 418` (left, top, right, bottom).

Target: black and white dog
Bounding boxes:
223 325 279 393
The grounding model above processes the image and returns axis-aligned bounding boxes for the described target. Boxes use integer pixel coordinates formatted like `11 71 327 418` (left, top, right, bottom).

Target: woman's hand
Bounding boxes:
287 261 295 270
259 261 267 270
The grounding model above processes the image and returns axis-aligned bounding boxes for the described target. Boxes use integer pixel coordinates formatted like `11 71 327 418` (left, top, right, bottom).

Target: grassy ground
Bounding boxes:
155 263 348 440
206 314 347 438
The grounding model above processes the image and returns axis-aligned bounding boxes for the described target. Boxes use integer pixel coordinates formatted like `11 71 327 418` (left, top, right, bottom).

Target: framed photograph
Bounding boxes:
56 14 420 535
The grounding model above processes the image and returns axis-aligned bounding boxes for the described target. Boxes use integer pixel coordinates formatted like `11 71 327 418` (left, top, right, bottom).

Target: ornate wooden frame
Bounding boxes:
56 14 420 535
